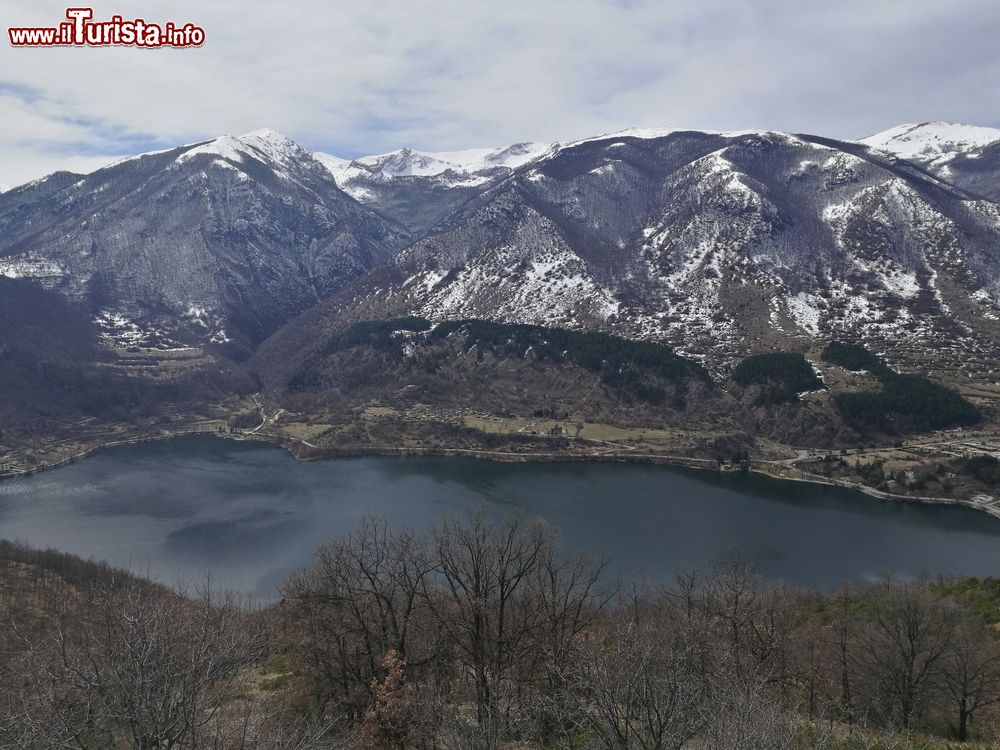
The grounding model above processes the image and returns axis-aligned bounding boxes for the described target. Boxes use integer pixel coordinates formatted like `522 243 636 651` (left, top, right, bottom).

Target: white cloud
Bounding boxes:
1 0 998 187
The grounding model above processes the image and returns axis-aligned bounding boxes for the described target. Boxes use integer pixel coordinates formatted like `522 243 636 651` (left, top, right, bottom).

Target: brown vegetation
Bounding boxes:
3 520 1000 748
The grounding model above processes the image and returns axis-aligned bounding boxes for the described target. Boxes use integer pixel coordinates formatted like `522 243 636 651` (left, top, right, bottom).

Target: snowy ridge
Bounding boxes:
315 142 551 198
9 120 998 193
175 128 310 169
861 122 1000 164
561 127 796 151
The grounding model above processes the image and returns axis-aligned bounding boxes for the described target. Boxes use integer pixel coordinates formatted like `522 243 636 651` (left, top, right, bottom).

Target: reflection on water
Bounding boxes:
1 435 999 600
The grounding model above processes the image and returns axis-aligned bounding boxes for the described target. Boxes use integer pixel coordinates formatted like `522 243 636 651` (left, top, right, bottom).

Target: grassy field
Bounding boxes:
262 405 737 459
360 405 716 447
275 421 334 442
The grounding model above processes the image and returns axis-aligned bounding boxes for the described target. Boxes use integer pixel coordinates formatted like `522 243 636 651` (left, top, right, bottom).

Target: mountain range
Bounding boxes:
269 122 1000 380
1 121 999 461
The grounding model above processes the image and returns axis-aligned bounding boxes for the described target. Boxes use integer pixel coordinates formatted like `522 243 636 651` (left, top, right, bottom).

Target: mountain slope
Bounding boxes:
258 128 1000 381
0 130 409 352
0 277 242 454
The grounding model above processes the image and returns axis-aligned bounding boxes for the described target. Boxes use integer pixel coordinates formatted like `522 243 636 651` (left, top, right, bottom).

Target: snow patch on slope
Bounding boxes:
394 222 621 328
177 136 249 164
786 293 822 335
0 253 65 280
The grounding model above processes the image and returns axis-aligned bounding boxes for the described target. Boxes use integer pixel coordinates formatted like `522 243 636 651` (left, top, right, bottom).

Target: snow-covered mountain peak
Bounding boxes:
370 147 450 177
317 142 551 182
311 151 350 172
237 128 307 162
861 122 1000 161
175 129 307 168
313 141 552 214
240 127 288 141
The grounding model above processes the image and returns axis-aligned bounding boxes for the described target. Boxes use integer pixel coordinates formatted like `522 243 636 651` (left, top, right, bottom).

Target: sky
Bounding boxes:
1 0 998 189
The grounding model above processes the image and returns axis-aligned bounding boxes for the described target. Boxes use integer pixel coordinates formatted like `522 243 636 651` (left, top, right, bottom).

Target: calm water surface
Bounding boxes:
1 436 999 599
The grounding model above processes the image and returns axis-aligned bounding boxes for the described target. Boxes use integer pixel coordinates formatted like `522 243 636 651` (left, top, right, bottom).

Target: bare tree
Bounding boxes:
428 511 549 748
529 538 610 742
570 616 705 750
700 663 796 750
532 542 609 676
855 578 958 731
940 614 1000 741
790 616 838 723
14 579 266 749
830 588 859 728
282 516 436 720
697 557 795 685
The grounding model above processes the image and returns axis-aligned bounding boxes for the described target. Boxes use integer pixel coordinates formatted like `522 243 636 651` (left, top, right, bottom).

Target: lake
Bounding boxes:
1 435 999 599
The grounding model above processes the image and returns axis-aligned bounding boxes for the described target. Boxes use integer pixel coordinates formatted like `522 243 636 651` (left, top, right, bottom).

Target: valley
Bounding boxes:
8 4 1000 746
3 373 999 522
2 122 1000 518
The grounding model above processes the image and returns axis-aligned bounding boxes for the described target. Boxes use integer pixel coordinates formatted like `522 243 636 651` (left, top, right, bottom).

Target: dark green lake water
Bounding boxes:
1 435 999 599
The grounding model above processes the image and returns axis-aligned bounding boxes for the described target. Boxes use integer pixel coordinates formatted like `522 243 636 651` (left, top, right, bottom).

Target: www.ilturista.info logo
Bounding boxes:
9 8 205 48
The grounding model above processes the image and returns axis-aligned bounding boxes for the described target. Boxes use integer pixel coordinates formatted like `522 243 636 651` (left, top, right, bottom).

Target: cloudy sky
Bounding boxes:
1 0 998 188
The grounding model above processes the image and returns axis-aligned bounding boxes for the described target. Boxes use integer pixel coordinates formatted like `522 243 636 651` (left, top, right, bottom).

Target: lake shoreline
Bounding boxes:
4 426 999 522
